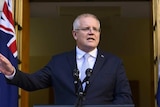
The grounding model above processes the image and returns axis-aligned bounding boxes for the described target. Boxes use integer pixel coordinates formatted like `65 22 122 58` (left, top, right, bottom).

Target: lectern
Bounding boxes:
33 105 135 107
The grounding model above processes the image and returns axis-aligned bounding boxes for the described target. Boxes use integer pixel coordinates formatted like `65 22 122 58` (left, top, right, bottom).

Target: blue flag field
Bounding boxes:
0 0 18 107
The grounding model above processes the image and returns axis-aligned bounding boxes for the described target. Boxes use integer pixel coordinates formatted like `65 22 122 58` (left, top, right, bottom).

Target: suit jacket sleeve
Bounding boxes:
6 67 52 91
112 59 133 104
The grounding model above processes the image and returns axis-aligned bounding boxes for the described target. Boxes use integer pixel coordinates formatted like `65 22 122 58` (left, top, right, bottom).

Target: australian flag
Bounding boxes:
0 0 18 107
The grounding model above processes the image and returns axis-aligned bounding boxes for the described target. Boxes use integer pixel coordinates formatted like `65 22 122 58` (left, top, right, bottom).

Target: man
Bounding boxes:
0 13 133 105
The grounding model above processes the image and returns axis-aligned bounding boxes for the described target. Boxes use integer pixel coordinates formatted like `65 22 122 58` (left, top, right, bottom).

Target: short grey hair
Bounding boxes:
72 13 100 30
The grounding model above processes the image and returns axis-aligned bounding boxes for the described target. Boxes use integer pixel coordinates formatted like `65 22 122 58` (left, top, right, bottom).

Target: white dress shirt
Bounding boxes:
76 46 97 79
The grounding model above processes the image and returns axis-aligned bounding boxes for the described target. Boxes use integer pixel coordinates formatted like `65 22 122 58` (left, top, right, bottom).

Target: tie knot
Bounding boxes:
84 53 90 59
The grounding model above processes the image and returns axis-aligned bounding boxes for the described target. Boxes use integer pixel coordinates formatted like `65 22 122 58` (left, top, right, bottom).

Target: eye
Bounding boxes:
75 27 100 32
81 27 90 31
92 27 100 32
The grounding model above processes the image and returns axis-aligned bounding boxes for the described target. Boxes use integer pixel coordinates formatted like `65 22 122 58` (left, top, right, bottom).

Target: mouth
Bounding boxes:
87 37 95 41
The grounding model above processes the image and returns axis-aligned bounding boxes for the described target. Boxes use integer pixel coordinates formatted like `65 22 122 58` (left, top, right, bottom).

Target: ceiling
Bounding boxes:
30 1 151 18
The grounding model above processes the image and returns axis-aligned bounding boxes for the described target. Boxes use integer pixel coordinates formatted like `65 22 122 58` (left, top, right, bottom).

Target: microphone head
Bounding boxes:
73 69 79 77
85 68 92 77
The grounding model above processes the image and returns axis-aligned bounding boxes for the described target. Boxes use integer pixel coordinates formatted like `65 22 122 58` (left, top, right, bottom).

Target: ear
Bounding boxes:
72 30 77 40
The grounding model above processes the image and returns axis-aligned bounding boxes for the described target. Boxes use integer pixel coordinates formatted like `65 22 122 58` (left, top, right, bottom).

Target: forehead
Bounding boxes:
79 17 99 27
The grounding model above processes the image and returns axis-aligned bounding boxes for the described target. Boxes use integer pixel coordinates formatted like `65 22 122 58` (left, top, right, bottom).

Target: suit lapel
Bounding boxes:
88 50 106 88
66 49 77 72
66 49 78 93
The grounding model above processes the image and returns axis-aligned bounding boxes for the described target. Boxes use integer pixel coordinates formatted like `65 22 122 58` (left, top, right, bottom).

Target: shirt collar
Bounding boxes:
76 46 97 59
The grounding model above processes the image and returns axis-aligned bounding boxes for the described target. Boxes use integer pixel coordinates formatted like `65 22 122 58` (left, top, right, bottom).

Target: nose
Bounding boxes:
88 28 94 33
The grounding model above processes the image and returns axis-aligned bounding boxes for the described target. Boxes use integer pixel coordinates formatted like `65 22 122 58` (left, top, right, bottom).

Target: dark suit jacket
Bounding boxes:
7 49 133 105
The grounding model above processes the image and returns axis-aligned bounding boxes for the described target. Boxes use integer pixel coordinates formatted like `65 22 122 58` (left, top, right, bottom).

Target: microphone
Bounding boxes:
74 68 93 107
73 69 79 82
73 69 81 95
73 69 83 107
82 68 93 95
82 68 93 84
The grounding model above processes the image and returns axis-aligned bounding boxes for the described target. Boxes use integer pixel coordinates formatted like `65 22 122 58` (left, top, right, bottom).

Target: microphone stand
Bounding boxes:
73 69 84 107
73 68 93 107
75 82 84 107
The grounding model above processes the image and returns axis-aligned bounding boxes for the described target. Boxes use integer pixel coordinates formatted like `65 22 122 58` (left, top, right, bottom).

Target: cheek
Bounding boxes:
96 35 100 41
76 35 84 41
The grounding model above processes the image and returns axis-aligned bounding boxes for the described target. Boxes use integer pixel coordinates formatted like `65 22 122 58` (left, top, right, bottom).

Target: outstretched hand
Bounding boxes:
0 53 14 76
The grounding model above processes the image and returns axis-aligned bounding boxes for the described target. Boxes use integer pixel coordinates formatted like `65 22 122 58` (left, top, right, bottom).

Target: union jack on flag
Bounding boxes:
0 0 18 107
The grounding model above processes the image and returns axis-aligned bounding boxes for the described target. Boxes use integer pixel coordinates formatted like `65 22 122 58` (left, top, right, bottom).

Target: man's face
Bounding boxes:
72 17 100 52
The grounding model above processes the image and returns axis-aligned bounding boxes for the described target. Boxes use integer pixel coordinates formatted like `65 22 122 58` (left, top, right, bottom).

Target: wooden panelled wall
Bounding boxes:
153 0 160 107
18 0 30 107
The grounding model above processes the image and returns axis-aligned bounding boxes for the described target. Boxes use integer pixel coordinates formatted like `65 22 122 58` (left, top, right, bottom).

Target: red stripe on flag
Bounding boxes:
3 2 14 26
0 24 13 33
8 40 17 54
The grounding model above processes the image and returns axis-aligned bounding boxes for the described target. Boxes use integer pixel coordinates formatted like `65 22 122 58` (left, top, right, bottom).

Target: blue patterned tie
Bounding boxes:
81 53 90 89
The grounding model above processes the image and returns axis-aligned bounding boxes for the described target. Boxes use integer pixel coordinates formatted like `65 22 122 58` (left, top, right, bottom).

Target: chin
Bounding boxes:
86 46 96 51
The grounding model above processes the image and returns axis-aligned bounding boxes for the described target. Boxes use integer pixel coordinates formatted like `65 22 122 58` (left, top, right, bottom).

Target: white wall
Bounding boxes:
0 0 5 15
